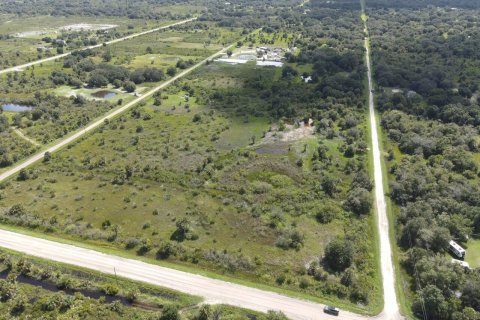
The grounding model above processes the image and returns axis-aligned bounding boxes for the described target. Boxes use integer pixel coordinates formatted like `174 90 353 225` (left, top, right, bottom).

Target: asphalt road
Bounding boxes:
0 18 196 75
0 229 370 320
364 35 402 320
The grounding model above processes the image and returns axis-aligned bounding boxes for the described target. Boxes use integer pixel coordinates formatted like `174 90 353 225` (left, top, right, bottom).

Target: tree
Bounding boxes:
167 67 176 77
461 277 480 311
69 77 83 88
0 115 9 133
17 169 29 181
171 218 197 242
282 65 298 78
323 238 354 272
159 305 180 320
123 81 136 93
226 49 233 57
412 285 449 320
321 175 336 196
343 187 372 215
43 151 51 163
102 50 112 62
88 72 108 88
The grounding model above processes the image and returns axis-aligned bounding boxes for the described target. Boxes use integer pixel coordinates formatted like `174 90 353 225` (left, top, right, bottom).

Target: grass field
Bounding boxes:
0 15 176 68
465 238 480 269
0 60 382 314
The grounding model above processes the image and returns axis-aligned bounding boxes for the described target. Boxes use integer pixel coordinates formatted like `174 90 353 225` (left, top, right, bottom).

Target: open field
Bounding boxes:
0 52 382 313
0 21 239 168
465 238 480 269
0 1 390 317
0 15 177 69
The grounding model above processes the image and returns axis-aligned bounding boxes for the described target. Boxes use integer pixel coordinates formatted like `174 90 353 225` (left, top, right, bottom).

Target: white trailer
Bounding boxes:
449 240 466 259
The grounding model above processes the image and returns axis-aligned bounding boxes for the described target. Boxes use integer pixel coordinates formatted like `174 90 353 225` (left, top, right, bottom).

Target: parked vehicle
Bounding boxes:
449 240 466 259
323 306 340 316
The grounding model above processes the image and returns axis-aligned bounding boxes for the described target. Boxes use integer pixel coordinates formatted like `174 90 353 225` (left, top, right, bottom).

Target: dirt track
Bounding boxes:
0 18 196 75
364 30 402 320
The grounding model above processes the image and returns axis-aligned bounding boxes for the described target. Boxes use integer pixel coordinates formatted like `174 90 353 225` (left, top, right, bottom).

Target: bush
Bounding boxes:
125 238 140 249
126 288 140 302
102 283 119 296
323 238 354 272
123 81 136 93
159 304 180 320
157 242 176 259
343 187 372 215
275 228 304 250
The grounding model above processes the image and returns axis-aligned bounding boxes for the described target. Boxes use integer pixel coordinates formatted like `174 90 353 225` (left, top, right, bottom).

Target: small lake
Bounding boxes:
91 90 117 99
1 103 32 112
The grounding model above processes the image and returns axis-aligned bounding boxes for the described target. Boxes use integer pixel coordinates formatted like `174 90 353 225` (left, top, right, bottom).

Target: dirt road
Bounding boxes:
0 18 196 75
0 43 230 183
0 228 371 320
364 32 402 320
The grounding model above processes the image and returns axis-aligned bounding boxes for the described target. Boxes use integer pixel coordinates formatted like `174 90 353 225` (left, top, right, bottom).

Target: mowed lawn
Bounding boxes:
465 238 480 268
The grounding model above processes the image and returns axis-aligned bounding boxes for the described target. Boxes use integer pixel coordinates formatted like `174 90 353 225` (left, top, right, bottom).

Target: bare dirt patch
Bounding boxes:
262 119 315 144
60 23 118 31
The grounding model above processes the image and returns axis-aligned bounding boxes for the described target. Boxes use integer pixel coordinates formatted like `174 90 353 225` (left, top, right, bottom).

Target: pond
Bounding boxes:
91 90 117 99
1 103 33 112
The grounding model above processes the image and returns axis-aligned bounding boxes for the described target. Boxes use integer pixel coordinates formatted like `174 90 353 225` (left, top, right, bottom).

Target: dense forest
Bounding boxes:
369 1 480 319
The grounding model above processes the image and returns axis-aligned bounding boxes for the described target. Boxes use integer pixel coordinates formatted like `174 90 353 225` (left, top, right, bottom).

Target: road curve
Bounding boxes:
0 18 197 75
0 229 369 320
364 30 402 320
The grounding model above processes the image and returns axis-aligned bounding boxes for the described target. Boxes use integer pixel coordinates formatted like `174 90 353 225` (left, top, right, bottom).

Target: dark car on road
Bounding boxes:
323 306 340 316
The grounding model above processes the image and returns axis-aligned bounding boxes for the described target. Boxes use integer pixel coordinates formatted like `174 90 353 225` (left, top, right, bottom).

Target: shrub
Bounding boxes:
123 81 136 93
160 304 180 320
323 238 354 272
102 283 119 296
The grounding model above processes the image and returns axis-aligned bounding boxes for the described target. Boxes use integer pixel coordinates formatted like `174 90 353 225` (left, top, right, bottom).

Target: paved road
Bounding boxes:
0 45 227 183
0 18 196 75
0 229 369 320
364 31 402 320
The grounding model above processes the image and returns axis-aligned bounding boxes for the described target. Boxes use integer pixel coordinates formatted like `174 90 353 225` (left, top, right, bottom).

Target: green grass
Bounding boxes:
0 61 382 316
216 116 270 150
0 222 379 316
465 238 480 268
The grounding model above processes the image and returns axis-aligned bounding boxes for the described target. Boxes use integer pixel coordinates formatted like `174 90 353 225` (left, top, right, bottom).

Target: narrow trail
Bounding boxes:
0 18 196 75
12 127 41 147
362 5 403 320
0 40 234 183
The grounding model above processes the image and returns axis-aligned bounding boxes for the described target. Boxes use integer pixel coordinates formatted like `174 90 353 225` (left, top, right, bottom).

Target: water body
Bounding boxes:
1 104 32 112
91 90 117 99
